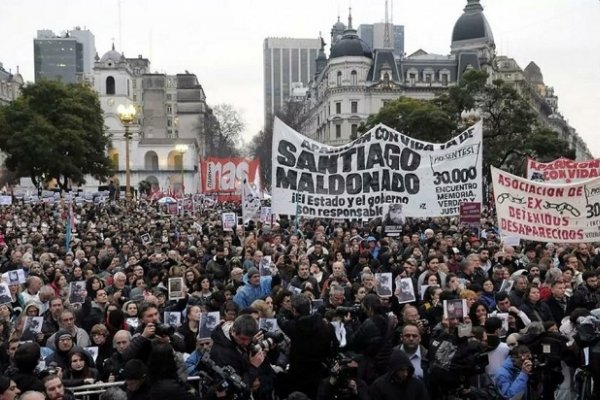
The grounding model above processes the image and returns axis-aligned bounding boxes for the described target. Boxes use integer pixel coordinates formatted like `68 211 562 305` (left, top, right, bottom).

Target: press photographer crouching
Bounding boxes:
208 314 266 398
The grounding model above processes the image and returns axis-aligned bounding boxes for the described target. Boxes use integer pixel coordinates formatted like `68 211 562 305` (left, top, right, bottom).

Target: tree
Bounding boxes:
362 96 457 142
0 80 112 192
206 103 244 157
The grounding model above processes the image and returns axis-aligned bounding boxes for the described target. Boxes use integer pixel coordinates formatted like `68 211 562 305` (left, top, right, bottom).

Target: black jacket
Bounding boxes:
368 350 429 400
519 300 552 323
543 296 568 326
209 325 259 388
177 322 198 354
277 312 338 398
149 378 195 400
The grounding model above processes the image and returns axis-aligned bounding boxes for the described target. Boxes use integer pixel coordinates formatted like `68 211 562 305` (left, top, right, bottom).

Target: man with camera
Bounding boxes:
122 302 185 363
209 314 266 392
495 345 532 400
277 294 338 399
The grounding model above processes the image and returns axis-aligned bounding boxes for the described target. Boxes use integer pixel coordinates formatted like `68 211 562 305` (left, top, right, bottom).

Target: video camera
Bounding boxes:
197 352 250 400
327 352 361 400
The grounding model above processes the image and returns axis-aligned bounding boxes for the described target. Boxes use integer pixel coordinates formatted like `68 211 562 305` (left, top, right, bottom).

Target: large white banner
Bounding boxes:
271 118 483 219
527 157 600 183
492 166 600 243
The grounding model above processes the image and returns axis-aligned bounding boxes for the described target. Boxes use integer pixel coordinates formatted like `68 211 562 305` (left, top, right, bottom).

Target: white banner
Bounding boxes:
221 212 237 231
271 118 483 219
241 179 261 223
0 196 12 205
492 166 600 243
527 157 600 184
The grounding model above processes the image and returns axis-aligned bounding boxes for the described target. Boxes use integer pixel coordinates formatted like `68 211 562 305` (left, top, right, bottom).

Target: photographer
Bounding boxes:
277 294 338 399
316 354 369 400
122 302 185 363
345 294 393 385
209 314 265 391
495 345 532 400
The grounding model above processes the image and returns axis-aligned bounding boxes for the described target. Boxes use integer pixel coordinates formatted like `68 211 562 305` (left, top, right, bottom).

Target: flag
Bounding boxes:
241 179 261 223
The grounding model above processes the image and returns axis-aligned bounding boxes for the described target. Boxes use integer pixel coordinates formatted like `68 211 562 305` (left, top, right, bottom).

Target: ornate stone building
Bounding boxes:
299 0 590 159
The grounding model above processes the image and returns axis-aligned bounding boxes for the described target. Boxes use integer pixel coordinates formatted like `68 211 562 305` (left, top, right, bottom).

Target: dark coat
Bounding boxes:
149 378 196 400
177 322 198 354
519 300 553 323
543 296 569 326
209 325 259 388
368 350 429 400
277 312 338 398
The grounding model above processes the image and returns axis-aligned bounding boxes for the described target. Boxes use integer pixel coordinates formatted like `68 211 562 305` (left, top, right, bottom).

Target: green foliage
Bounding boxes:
363 97 457 142
364 69 578 177
0 80 112 190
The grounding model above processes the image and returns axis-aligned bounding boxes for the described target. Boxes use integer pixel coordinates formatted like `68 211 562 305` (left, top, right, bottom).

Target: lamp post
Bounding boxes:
117 104 137 202
175 143 188 196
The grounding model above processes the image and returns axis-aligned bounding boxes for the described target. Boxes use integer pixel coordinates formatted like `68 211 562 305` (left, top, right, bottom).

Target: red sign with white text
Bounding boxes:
200 158 260 202
527 157 600 184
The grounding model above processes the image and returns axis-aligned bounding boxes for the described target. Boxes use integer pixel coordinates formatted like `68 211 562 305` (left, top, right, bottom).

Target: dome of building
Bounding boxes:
451 0 494 44
330 29 372 59
100 44 124 64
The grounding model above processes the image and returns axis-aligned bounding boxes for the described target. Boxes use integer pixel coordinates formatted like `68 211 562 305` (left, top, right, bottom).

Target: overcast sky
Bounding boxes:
1 0 599 155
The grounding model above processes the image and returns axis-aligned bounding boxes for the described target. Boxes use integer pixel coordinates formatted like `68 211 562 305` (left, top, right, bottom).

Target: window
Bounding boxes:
425 75 432 86
442 74 448 86
335 125 342 138
106 76 115 95
351 101 358 114
335 102 341 114
409 73 416 86
351 70 357 85
167 105 172 113
144 151 159 170
383 73 390 85
167 94 172 101
351 124 358 137
337 71 342 86
167 118 172 127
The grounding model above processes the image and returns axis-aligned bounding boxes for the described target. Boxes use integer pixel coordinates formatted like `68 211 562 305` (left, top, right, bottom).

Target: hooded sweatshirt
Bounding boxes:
368 349 429 400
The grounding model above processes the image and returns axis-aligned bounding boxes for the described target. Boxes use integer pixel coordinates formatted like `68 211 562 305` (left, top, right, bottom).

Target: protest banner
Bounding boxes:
527 157 600 184
459 202 481 228
491 166 600 243
271 118 482 219
260 207 273 225
242 179 261 223
200 157 260 202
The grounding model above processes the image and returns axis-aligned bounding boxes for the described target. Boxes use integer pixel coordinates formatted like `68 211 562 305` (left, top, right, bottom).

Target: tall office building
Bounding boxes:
357 23 404 56
68 27 96 76
34 27 95 83
263 37 321 128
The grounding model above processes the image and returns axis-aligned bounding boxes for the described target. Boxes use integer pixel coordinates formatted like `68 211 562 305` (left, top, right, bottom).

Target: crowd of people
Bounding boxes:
0 197 598 400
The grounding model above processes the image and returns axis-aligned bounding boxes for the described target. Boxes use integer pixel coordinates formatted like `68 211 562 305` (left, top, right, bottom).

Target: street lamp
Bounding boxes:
117 104 137 201
175 143 188 195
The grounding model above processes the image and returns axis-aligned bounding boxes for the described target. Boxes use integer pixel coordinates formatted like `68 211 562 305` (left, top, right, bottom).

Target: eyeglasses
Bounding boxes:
403 334 420 338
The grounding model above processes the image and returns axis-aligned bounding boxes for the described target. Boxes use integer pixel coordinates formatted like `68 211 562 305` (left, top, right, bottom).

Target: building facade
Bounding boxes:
298 0 590 159
263 37 321 128
84 47 212 194
34 28 96 83
0 62 23 106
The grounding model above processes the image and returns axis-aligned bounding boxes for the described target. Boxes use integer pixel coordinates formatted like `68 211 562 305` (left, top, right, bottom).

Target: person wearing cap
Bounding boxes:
233 266 279 310
121 359 151 400
45 330 75 370
0 377 20 400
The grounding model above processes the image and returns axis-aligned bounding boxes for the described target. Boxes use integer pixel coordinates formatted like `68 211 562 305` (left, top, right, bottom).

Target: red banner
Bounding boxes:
200 157 260 202
459 202 481 227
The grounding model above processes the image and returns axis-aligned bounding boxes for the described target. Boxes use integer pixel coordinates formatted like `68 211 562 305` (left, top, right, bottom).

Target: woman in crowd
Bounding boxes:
519 285 553 322
177 304 202 354
62 348 100 387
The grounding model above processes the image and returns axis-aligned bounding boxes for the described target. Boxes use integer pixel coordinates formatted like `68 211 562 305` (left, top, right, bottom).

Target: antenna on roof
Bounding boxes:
348 3 353 29
384 0 391 48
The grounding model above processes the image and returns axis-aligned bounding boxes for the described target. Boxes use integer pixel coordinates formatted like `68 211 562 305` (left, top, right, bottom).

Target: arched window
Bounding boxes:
144 151 159 170
351 70 357 85
106 76 115 95
108 149 119 170
336 71 342 86
167 151 182 170
383 73 390 85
